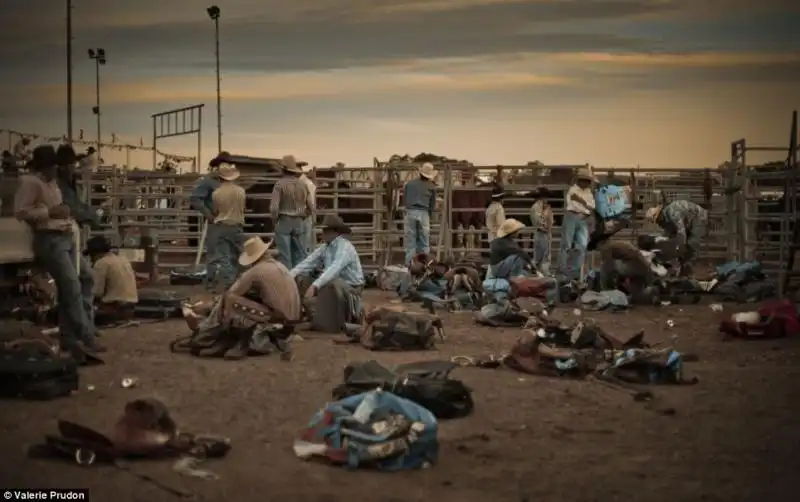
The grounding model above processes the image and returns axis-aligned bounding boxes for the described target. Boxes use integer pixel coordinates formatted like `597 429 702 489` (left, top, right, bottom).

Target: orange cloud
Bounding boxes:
552 51 800 67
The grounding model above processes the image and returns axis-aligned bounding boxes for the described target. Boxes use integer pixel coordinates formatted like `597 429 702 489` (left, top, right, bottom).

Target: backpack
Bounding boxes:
595 184 631 220
346 308 444 351
0 341 79 400
331 360 474 419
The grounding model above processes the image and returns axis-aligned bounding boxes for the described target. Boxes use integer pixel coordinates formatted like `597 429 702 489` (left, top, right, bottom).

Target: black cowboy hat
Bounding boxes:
86 146 96 154
84 235 112 256
56 144 78 165
209 151 232 168
31 144 57 170
321 214 351 234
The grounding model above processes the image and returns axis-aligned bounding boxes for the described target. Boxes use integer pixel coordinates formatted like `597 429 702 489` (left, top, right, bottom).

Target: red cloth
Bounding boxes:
719 299 800 339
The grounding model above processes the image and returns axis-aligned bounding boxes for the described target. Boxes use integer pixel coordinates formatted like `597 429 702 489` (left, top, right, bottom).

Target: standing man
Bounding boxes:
12 137 31 165
190 152 224 290
270 155 314 269
485 185 505 243
14 145 104 357
402 162 437 265
529 187 554 275
559 167 596 280
646 199 708 276
298 163 317 253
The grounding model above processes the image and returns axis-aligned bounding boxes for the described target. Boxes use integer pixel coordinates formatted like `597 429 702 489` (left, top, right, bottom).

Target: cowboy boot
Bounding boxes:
223 330 251 360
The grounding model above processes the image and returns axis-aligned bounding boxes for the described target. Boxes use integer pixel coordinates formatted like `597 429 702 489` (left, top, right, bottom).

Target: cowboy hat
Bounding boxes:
239 236 274 267
418 162 436 180
217 163 240 181
645 206 662 223
497 218 525 238
31 145 56 170
321 214 352 234
84 235 112 256
281 155 305 174
574 166 597 183
209 151 232 168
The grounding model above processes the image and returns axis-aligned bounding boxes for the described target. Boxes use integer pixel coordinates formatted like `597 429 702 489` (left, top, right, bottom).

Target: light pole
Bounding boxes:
88 48 106 157
207 5 222 153
66 0 73 144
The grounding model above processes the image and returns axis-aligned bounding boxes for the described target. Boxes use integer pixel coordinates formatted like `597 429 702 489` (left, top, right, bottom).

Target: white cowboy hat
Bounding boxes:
645 206 662 223
281 155 305 174
497 218 525 238
418 162 436 180
238 237 274 267
575 166 597 183
217 163 240 181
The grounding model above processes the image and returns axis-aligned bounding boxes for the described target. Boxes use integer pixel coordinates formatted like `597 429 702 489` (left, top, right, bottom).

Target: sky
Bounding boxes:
0 0 798 170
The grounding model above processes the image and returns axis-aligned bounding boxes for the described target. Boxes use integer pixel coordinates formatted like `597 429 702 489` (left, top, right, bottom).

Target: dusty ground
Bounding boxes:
1 290 799 502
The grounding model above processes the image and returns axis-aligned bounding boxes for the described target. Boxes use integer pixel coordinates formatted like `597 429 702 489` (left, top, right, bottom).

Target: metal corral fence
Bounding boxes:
78 161 797 288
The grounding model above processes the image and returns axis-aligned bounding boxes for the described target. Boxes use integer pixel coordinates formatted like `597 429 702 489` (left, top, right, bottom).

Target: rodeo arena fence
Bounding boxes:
67 135 797 297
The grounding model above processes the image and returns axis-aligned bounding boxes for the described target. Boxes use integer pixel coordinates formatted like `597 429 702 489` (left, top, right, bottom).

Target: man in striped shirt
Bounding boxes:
270 155 314 269
190 154 246 291
291 214 364 333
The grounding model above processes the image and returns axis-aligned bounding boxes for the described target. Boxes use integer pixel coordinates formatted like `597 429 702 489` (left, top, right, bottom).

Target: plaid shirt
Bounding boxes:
270 175 314 219
291 236 364 289
529 200 553 232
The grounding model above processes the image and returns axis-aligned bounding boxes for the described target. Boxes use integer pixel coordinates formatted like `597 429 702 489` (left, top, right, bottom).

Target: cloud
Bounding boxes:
554 51 800 66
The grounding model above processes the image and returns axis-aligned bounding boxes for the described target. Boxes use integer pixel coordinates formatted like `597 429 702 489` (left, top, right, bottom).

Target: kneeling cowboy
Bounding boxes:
85 236 139 325
645 199 708 276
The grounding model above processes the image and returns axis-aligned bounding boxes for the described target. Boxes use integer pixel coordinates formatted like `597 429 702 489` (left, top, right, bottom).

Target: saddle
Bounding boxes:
31 398 231 465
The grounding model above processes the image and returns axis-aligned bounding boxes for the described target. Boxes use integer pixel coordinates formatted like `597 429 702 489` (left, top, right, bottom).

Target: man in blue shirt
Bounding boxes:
291 214 364 332
402 162 437 265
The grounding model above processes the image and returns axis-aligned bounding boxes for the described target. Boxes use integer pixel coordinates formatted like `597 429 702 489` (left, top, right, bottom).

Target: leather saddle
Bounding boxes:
31 398 231 465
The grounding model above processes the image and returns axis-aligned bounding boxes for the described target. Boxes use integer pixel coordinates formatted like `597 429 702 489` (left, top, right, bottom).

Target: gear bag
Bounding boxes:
343 308 444 351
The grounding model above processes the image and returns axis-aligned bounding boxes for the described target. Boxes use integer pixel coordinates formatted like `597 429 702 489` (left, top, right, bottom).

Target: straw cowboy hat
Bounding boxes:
574 166 597 183
321 214 352 234
645 206 663 223
418 162 436 180
497 218 525 238
217 163 240 181
239 236 274 267
281 155 307 174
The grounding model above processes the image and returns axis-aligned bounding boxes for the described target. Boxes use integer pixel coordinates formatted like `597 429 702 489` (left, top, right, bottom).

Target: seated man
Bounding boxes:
291 214 365 332
488 219 534 279
183 236 302 360
85 236 138 325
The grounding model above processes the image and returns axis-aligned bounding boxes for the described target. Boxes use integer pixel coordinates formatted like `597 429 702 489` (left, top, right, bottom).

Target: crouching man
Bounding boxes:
291 214 365 332
182 237 302 360
646 199 708 276
85 236 139 325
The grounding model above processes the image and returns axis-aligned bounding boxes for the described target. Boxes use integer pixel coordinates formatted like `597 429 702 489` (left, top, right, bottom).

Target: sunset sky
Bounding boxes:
1 0 797 170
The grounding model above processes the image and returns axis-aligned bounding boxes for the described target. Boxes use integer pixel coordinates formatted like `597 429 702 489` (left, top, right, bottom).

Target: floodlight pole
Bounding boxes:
95 56 102 156
214 16 222 153
66 0 73 144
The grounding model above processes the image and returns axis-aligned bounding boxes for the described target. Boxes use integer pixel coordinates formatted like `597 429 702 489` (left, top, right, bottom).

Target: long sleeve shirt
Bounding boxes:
290 236 364 290
189 175 221 219
57 174 99 227
489 236 531 266
658 199 708 245
299 174 317 208
93 253 139 304
565 185 595 216
403 178 436 215
211 181 246 225
13 174 74 232
485 201 505 241
529 200 554 232
230 259 303 322
270 175 313 220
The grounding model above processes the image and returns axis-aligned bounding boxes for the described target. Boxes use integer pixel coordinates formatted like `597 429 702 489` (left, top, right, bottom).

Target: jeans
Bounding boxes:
275 216 308 270
559 212 590 280
532 231 552 275
32 231 95 346
404 209 430 265
304 217 315 253
206 223 245 290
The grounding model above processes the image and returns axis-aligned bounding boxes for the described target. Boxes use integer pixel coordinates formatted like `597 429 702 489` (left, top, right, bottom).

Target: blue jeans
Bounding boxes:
205 223 245 290
532 231 552 275
559 212 590 280
275 216 308 270
304 217 315 253
404 209 430 264
33 231 95 345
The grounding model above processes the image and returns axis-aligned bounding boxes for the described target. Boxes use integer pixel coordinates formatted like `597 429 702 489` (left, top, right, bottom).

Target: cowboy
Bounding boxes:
84 236 138 325
12 137 31 164
402 162 437 264
291 214 365 332
529 187 554 275
559 167 596 280
488 219 535 279
270 155 314 269
55 144 100 228
79 146 99 173
595 240 658 299
645 199 708 276
485 185 505 243
189 152 246 291
13 144 104 357
184 237 303 359
298 163 316 253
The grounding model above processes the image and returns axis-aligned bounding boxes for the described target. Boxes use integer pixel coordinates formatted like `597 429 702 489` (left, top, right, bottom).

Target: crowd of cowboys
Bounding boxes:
11 143 709 361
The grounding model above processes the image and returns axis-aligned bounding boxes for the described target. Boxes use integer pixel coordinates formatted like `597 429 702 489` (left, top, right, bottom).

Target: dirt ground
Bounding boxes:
1 289 799 502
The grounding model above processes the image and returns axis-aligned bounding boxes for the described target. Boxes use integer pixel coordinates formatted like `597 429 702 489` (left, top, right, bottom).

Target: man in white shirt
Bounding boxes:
559 167 596 280
298 163 316 253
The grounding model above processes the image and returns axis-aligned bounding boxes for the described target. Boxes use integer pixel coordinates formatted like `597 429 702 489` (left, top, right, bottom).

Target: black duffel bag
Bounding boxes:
331 359 474 419
0 341 79 400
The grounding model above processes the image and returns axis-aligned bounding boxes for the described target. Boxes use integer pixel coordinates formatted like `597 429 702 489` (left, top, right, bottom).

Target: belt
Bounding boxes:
278 214 305 219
